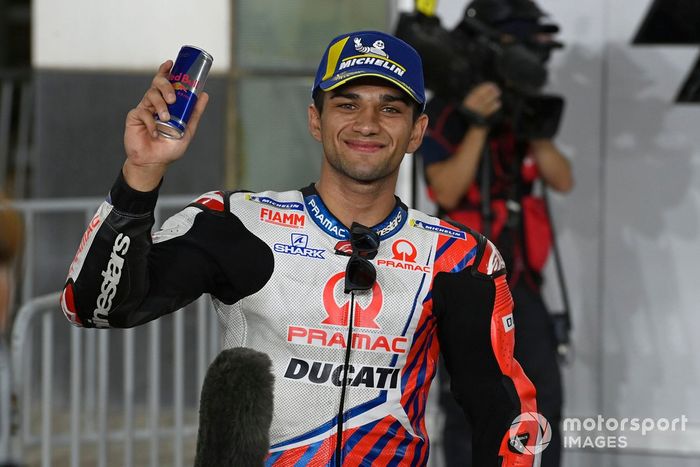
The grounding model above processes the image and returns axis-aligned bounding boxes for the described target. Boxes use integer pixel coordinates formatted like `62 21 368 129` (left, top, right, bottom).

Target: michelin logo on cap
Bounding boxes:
336 37 406 77
312 30 426 107
353 37 388 57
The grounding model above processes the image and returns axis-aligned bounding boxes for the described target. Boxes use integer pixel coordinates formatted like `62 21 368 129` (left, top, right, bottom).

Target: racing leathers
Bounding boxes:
61 171 539 466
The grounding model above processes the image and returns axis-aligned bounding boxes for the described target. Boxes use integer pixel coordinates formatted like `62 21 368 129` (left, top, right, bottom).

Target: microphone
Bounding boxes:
194 348 275 467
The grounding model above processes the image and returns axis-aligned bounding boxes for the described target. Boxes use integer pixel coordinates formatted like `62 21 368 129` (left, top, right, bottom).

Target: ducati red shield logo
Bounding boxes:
322 272 382 329
334 240 353 256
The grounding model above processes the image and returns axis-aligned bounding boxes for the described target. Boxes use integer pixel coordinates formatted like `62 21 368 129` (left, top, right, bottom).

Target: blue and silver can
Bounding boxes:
156 45 213 139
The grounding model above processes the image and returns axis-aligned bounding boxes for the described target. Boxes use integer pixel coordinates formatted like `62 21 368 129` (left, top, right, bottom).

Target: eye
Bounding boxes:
382 105 401 114
336 101 356 110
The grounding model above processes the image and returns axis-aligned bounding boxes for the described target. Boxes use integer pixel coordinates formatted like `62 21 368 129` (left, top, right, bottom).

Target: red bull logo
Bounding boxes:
172 82 188 93
169 72 199 92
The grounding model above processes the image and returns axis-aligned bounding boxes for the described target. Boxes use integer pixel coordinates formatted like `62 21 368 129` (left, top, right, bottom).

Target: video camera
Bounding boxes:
395 4 565 139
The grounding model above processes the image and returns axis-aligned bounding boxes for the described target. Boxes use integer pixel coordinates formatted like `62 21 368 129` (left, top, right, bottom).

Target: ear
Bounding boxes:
307 104 322 142
406 113 429 154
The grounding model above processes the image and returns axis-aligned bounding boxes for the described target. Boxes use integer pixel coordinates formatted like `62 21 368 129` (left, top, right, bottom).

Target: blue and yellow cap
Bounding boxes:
312 30 426 109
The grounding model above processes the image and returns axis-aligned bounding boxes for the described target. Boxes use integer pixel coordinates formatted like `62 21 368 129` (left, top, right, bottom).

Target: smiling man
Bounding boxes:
61 30 540 466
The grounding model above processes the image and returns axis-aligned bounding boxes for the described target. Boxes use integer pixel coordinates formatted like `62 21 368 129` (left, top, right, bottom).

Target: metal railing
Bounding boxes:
2 196 221 466
9 292 219 467
0 338 11 461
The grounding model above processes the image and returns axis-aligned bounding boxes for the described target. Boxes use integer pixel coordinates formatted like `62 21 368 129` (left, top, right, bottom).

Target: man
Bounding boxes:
419 2 573 466
61 30 539 466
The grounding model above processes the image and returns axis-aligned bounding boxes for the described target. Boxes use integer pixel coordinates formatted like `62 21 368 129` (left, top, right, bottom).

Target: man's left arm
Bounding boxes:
435 234 540 466
530 139 574 193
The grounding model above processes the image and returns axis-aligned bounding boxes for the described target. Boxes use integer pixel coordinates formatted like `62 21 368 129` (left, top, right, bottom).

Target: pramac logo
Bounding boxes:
322 272 382 329
376 239 431 273
391 239 417 262
287 272 407 354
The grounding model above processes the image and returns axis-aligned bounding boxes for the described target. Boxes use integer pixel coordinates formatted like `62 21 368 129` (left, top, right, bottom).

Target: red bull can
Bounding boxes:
156 45 213 139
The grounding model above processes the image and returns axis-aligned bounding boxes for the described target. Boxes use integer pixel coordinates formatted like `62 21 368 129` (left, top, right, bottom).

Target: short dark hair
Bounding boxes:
312 89 423 123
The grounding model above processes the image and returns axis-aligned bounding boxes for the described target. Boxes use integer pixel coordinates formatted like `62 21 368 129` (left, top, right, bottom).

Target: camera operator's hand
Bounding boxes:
461 82 501 123
426 83 501 210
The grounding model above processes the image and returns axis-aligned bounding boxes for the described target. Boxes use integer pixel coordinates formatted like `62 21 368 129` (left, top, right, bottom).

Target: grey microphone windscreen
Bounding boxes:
194 348 274 467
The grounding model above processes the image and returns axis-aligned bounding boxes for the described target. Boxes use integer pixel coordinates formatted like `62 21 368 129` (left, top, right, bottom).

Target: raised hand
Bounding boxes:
122 60 209 191
462 82 501 120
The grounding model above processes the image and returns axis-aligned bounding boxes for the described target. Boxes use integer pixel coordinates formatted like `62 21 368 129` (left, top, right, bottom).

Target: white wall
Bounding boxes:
32 0 230 71
540 0 700 462
426 0 700 465
537 0 608 426
598 0 700 459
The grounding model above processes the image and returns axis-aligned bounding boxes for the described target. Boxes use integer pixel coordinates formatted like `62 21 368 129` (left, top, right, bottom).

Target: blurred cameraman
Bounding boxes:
405 0 573 465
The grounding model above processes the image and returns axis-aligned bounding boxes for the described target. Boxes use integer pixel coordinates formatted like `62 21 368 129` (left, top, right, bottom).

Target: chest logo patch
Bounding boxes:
376 239 432 273
322 272 382 329
260 207 305 228
391 239 417 262
273 233 325 259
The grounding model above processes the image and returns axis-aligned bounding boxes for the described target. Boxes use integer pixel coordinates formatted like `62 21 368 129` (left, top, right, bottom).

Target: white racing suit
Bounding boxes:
61 171 539 466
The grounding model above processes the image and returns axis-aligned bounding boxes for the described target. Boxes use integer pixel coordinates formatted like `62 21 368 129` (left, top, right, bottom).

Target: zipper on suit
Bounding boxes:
334 293 356 466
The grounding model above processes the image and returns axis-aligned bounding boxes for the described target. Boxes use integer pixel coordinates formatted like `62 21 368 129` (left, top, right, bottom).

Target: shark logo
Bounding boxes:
354 37 388 57
273 233 325 259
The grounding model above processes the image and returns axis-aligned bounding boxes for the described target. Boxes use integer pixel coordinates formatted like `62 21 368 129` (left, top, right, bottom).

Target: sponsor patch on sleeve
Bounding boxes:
477 240 506 275
193 191 225 212
246 194 304 211
502 313 515 333
409 219 466 239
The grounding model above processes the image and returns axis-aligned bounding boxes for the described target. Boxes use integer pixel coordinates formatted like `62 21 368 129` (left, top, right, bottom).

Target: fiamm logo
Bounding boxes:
260 207 305 228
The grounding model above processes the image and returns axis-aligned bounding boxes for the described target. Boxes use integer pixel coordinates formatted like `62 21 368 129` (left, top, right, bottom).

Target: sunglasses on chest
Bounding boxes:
344 222 380 294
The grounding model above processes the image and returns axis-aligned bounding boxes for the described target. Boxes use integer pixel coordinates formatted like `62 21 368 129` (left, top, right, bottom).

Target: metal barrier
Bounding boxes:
0 338 11 461
9 292 219 467
7 196 199 317
2 196 221 466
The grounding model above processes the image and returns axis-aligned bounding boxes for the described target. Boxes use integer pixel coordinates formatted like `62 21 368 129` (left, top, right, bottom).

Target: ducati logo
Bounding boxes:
334 240 353 256
391 239 417 263
322 272 382 329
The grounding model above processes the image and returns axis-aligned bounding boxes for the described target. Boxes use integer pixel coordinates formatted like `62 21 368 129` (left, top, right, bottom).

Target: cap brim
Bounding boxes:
538 23 560 34
318 69 424 105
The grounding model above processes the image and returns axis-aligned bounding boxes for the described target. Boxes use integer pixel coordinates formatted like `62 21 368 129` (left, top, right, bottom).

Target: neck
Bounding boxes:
315 171 399 229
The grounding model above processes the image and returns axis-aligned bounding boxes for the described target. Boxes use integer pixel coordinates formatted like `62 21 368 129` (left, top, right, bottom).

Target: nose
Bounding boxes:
352 106 380 136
